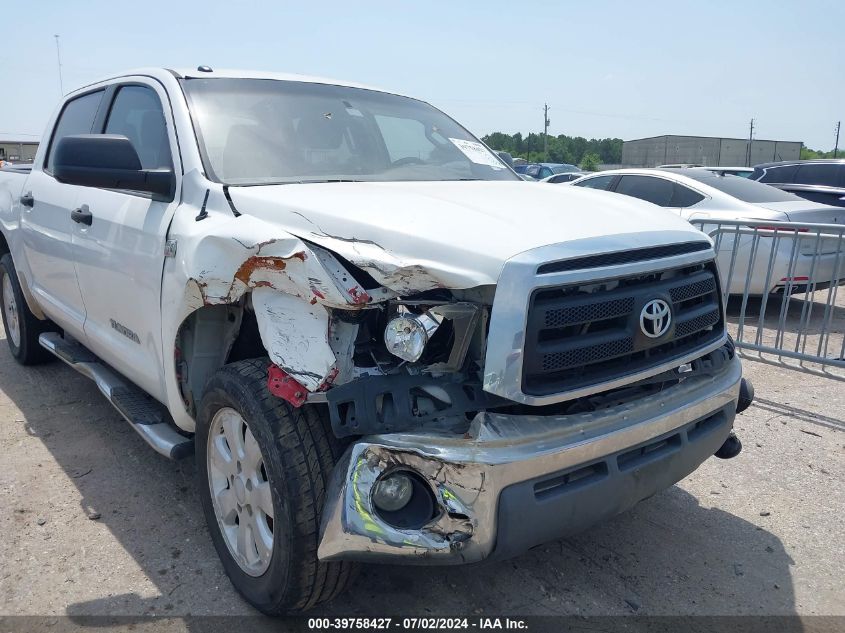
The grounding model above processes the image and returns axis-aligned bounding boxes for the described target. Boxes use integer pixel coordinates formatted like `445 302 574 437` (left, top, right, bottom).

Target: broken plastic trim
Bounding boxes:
267 364 308 407
326 374 508 437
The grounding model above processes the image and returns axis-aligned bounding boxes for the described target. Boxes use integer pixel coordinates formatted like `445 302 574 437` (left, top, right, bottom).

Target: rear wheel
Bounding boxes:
196 358 356 614
0 253 54 365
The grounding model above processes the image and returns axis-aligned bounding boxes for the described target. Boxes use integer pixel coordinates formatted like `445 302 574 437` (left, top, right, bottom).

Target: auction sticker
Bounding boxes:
449 138 505 168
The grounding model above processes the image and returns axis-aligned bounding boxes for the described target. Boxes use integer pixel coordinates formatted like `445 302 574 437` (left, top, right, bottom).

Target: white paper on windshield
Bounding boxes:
449 138 505 169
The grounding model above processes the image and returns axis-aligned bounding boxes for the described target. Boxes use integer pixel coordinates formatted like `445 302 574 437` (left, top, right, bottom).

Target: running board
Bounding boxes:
38 332 193 460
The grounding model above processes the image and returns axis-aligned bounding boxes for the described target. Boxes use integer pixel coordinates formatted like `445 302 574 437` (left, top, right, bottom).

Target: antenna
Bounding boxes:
54 35 64 96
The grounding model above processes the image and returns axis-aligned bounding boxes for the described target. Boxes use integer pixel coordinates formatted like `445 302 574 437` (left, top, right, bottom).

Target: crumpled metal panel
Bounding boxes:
182 214 372 309
252 287 338 392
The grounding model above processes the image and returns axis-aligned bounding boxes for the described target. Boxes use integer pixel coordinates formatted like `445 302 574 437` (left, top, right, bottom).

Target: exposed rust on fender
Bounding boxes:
318 367 340 391
233 256 288 286
347 285 371 305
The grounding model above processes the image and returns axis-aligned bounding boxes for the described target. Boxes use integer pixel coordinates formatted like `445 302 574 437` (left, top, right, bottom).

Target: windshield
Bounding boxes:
680 170 800 203
550 164 579 174
180 78 517 185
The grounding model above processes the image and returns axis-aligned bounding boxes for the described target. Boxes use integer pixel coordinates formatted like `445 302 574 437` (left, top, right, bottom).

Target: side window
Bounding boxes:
670 183 705 207
794 164 842 187
45 90 105 172
759 165 796 184
615 175 674 206
575 175 614 190
538 167 553 179
105 85 172 169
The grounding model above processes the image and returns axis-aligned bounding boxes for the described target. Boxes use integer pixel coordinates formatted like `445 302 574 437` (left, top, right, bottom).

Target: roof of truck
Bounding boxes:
74 67 407 99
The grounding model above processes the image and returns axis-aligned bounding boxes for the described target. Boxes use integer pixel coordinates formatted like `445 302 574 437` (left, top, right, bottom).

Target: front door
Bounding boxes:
71 81 180 401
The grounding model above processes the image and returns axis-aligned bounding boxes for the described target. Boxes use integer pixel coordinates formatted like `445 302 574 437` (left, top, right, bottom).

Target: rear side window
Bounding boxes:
575 175 614 190
759 165 797 184
45 90 104 172
670 183 705 207
615 175 674 206
614 175 705 208
793 164 843 187
105 85 172 169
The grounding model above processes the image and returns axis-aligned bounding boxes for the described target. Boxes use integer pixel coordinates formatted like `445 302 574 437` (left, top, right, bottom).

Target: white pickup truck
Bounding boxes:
0 68 751 614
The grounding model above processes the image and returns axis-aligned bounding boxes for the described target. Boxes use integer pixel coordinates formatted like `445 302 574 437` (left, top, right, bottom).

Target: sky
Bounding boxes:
1 0 843 150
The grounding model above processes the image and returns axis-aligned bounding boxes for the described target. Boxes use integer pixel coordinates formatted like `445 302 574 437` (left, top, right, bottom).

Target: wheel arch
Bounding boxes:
0 231 47 320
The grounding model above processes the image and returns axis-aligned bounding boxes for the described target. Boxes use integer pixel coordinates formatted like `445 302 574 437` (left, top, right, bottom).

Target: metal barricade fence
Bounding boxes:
691 218 845 378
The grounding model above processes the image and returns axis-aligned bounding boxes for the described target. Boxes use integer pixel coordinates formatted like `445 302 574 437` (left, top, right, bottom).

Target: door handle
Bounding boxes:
71 205 93 226
20 192 34 207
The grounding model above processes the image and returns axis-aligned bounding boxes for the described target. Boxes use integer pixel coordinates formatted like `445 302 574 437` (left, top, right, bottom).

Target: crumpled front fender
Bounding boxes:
181 213 373 310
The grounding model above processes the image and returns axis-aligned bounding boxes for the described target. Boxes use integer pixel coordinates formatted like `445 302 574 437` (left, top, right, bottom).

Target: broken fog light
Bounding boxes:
372 472 413 512
383 311 441 362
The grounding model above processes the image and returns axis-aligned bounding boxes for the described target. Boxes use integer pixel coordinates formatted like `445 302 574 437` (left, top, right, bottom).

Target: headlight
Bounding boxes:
383 310 441 362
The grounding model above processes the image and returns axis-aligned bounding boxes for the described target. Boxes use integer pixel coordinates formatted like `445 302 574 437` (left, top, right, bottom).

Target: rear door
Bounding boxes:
20 89 106 338
70 80 181 401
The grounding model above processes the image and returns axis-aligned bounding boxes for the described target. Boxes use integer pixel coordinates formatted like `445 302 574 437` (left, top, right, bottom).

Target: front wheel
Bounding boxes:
196 358 356 614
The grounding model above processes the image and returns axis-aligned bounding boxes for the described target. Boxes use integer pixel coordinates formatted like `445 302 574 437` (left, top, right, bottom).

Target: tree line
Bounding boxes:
484 132 842 168
481 132 624 169
800 146 841 160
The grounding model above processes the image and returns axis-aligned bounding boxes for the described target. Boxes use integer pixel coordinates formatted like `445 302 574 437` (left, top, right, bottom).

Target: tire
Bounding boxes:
196 358 357 614
0 253 54 365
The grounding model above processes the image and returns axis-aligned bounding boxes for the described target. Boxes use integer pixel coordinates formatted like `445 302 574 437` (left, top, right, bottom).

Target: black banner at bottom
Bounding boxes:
0 616 842 633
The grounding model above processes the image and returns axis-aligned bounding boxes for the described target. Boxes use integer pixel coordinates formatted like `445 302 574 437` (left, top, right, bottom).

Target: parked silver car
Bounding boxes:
571 168 845 294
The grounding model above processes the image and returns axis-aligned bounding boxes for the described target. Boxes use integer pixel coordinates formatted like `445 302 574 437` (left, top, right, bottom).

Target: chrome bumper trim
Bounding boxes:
318 354 741 564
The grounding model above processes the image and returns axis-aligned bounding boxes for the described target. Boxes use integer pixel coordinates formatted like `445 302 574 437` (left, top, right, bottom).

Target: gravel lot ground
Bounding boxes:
0 299 843 624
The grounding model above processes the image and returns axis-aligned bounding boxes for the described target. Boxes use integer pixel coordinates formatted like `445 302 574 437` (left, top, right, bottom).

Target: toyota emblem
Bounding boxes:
640 299 672 338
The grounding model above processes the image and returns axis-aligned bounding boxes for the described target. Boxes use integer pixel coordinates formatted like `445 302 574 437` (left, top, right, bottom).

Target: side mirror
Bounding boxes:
53 134 175 201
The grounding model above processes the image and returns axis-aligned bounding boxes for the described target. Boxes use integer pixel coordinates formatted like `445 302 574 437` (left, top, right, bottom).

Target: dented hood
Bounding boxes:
227 181 706 293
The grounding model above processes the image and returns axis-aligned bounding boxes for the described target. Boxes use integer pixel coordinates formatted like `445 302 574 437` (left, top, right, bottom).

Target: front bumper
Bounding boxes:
318 353 742 564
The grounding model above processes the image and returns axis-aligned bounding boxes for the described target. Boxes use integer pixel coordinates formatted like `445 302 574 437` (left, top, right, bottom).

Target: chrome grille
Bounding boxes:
522 261 724 396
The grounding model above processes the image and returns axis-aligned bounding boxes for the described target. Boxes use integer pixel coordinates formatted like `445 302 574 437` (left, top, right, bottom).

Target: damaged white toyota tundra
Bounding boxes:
0 68 752 613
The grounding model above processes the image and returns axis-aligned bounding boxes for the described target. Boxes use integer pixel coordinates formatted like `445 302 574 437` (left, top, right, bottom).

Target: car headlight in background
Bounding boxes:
383 310 441 362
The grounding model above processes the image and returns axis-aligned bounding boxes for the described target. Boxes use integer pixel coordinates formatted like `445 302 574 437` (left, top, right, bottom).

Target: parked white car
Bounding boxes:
571 168 845 294
541 171 586 183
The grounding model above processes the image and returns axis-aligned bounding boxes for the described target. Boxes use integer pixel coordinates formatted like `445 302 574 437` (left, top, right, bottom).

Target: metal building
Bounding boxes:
622 135 802 168
0 139 39 163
